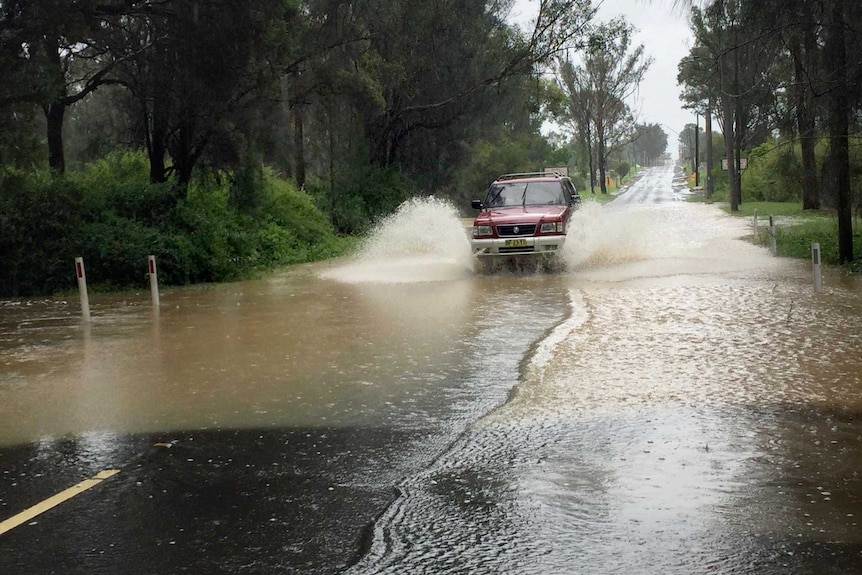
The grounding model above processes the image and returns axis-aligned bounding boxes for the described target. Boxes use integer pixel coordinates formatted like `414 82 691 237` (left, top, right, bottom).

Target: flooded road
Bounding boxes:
2 164 862 573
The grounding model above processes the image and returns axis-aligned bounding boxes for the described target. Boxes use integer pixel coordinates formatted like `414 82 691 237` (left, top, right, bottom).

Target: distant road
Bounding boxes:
610 163 688 206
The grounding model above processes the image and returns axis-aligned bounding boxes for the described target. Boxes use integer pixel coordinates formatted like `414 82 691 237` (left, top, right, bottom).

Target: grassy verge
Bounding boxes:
0 153 358 297
579 171 641 204
579 187 617 204
694 198 862 273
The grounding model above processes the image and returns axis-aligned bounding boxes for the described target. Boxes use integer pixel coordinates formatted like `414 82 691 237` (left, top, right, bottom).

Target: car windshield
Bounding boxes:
485 182 566 207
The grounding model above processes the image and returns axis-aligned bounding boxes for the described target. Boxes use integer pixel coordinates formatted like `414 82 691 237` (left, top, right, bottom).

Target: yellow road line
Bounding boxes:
0 469 120 536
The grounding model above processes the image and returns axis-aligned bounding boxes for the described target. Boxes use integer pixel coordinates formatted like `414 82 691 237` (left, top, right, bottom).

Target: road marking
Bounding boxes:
0 469 120 536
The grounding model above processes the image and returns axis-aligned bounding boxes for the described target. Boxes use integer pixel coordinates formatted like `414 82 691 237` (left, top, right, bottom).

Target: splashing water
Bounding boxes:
321 197 475 284
560 201 654 270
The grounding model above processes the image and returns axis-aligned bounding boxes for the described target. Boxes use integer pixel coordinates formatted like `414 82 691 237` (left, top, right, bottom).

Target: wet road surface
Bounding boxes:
2 164 862 573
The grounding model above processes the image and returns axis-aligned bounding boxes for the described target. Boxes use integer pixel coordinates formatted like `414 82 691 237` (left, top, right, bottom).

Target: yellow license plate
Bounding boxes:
504 239 528 247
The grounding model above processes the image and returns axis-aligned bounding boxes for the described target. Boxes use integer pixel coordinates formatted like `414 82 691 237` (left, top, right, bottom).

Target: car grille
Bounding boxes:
499 246 535 254
496 224 537 237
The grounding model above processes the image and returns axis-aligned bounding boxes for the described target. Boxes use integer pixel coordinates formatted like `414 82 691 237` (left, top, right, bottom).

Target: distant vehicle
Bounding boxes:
470 172 580 266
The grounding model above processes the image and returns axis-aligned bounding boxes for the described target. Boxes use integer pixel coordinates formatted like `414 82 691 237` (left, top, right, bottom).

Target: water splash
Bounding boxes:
321 197 475 284
561 201 653 270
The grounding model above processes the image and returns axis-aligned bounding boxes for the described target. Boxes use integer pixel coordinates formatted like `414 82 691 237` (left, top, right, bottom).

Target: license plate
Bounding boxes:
504 239 528 247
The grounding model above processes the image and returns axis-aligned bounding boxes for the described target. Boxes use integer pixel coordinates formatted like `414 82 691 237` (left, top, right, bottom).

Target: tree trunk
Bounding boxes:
722 96 739 212
734 99 743 205
174 121 195 186
42 36 67 176
44 103 66 175
598 147 608 194
597 119 607 194
795 24 820 210
145 95 169 184
292 105 306 189
585 126 595 193
825 0 853 262
705 103 714 198
694 113 700 187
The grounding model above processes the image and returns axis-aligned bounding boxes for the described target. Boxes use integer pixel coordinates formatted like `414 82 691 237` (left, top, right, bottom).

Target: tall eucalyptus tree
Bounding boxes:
558 18 651 194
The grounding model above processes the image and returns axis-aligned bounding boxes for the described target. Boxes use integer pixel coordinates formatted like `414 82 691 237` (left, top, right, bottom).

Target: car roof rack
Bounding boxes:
495 171 567 181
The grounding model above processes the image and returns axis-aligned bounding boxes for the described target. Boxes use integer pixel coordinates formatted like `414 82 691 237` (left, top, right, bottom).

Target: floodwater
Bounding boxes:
2 164 862 573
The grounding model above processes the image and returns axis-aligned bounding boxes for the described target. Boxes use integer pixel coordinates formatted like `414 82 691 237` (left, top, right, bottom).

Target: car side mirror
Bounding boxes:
471 200 483 210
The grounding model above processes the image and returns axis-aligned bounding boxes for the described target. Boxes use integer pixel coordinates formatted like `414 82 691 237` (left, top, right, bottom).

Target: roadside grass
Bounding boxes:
579 187 616 204
720 201 809 218
579 171 642 204
694 197 862 272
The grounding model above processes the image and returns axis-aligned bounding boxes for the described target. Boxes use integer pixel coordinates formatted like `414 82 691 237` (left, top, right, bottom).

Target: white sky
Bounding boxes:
512 0 695 145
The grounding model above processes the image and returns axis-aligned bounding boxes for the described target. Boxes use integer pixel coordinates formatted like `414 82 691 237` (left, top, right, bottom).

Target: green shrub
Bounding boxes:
0 169 86 296
742 142 802 202
0 157 352 296
307 164 412 235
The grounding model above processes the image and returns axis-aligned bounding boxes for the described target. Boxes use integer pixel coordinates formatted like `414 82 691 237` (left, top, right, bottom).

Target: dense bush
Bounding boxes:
0 152 352 297
742 142 803 202
307 164 413 235
0 170 86 295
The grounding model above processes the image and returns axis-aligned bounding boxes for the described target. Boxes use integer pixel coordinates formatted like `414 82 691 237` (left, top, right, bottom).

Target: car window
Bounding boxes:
485 182 566 207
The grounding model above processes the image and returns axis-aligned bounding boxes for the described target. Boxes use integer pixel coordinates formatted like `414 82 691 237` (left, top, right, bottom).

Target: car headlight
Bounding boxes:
474 225 493 237
540 222 564 233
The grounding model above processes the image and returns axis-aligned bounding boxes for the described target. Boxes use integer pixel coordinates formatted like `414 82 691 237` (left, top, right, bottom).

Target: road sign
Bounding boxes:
545 166 568 175
721 158 748 171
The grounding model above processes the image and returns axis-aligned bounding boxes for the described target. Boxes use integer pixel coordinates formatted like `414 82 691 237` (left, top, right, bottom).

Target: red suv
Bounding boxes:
470 172 580 260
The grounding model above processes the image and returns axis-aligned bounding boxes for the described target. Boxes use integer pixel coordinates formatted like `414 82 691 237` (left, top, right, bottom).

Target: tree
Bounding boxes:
769 0 823 210
0 0 137 174
680 1 780 210
558 19 651 194
631 123 668 166
823 0 853 262
353 0 593 169
558 59 597 190
108 0 298 187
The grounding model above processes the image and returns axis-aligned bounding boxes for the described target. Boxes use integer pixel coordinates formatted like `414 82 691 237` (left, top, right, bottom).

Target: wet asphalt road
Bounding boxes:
1 428 407 574
4 165 862 574
0 273 563 574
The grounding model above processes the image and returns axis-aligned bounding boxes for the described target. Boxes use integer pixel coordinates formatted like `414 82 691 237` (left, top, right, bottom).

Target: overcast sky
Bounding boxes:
512 0 695 146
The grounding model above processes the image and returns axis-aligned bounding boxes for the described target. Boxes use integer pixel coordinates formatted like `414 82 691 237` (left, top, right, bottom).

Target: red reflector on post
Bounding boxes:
76 261 83 279
149 259 155 274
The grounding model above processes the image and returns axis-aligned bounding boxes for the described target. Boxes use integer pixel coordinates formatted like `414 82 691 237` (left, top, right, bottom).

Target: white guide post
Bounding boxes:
75 257 91 322
148 255 160 307
812 243 822 292
769 215 777 256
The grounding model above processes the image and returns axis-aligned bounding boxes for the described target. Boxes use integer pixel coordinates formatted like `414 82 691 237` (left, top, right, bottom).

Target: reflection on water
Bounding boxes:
0 270 491 445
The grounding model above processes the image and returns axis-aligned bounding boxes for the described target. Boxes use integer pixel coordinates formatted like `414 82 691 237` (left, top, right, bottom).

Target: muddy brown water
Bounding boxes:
2 164 861 573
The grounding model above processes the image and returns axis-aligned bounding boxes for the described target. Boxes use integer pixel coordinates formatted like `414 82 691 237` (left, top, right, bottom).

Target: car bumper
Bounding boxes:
471 235 565 256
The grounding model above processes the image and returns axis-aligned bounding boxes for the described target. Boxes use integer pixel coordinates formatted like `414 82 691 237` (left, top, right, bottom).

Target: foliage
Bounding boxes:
616 161 630 181
556 18 652 193
741 142 803 202
678 0 862 260
0 168 85 296
630 124 667 165
716 199 862 270
452 131 572 209
719 201 808 218
0 153 350 296
754 211 862 266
